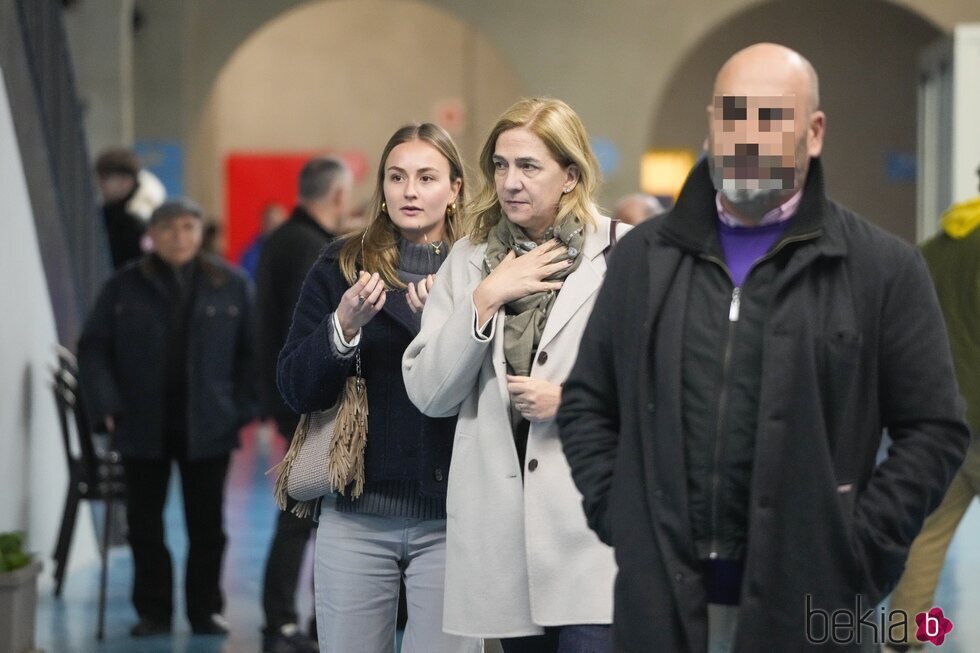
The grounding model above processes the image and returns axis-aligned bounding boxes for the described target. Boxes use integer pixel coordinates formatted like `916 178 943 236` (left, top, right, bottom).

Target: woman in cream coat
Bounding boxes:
403 98 627 652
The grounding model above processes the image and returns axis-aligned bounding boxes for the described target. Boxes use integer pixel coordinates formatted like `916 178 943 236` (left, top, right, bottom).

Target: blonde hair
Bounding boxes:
468 98 602 243
340 123 466 288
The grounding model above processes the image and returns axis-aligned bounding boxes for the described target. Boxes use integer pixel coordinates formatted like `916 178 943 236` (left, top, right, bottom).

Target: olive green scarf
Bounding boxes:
483 215 585 378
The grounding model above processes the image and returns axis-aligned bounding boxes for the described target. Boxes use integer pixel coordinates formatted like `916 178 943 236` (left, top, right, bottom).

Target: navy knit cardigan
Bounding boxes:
277 242 456 499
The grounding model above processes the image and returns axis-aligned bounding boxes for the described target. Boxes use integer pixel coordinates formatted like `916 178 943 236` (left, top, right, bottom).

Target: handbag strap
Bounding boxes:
603 219 621 263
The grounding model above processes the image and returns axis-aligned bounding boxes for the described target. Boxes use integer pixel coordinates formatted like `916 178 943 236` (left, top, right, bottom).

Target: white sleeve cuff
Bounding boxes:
471 298 498 342
331 311 361 352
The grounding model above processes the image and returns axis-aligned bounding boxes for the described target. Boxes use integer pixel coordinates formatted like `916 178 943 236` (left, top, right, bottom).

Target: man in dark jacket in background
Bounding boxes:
79 198 256 638
256 157 351 653
558 43 968 652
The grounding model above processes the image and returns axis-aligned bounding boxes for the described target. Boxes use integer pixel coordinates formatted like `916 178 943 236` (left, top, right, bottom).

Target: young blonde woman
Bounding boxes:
277 123 481 653
403 99 627 653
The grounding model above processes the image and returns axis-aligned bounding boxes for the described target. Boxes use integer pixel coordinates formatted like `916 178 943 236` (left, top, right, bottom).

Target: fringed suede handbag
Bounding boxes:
270 350 369 518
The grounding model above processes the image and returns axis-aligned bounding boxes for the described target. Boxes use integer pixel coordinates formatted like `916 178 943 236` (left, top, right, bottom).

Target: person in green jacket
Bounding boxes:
887 168 980 652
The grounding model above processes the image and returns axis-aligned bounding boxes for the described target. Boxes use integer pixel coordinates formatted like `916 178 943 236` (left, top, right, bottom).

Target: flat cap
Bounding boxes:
148 197 204 227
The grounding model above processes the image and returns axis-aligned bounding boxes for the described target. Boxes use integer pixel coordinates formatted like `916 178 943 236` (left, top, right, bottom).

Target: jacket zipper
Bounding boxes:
699 230 819 559
699 255 736 560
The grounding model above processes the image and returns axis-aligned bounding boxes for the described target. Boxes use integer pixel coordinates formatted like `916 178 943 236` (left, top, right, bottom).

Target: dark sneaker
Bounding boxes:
191 613 230 635
263 623 319 653
130 617 171 637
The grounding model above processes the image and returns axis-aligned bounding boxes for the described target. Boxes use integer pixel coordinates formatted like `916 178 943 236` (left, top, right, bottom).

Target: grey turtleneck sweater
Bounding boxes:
332 237 449 519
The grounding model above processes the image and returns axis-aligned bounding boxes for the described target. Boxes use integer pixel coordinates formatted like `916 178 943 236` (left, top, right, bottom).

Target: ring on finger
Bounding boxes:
358 294 366 305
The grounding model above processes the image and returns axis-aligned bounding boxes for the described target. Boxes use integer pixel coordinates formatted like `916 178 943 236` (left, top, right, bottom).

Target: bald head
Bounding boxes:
707 43 826 224
614 193 665 225
714 43 819 114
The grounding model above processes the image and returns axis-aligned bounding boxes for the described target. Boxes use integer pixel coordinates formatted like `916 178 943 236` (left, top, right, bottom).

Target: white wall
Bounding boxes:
952 24 980 206
128 0 980 211
188 0 525 219
0 66 97 579
64 0 135 156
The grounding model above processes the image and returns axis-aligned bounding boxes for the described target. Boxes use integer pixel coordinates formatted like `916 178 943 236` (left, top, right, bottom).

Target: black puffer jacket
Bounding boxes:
679 242 778 561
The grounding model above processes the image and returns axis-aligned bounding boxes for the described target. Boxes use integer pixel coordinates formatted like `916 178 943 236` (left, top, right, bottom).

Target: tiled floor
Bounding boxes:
35 425 980 652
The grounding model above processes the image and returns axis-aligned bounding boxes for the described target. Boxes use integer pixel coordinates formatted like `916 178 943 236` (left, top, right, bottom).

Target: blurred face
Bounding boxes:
333 172 354 221
261 204 287 233
150 215 203 266
614 197 656 226
383 140 461 243
492 127 578 239
708 94 809 207
98 173 136 204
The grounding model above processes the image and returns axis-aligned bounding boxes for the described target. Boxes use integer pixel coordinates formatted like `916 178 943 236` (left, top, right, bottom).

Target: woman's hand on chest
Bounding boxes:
336 271 387 340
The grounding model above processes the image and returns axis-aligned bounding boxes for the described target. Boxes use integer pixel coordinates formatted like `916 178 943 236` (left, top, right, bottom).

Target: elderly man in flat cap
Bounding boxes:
79 198 256 638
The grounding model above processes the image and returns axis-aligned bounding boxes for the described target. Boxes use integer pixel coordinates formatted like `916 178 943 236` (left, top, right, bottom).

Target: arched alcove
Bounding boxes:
647 0 943 241
185 0 525 256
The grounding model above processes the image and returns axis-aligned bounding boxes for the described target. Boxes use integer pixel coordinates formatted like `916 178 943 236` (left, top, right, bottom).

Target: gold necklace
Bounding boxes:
429 241 443 255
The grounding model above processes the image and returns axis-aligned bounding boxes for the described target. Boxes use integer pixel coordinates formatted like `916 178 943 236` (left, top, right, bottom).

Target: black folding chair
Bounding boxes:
50 346 126 640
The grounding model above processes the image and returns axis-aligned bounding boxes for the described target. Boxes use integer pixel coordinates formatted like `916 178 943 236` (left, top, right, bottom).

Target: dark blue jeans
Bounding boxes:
500 625 612 653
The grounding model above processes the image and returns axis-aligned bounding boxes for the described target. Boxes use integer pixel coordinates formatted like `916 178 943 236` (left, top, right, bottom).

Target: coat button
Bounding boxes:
537 351 548 365
646 402 656 412
528 459 539 472
228 305 240 317
433 468 444 482
205 305 217 316
674 572 684 582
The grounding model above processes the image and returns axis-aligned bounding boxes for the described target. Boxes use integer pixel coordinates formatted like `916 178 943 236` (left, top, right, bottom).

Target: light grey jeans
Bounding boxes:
708 604 738 653
314 506 483 653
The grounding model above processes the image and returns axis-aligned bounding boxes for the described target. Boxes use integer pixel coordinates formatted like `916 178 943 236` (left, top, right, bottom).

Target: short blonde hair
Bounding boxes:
468 98 602 243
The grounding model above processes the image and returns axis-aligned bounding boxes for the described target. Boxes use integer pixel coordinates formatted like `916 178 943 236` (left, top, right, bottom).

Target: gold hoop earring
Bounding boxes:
446 202 456 218
381 201 387 214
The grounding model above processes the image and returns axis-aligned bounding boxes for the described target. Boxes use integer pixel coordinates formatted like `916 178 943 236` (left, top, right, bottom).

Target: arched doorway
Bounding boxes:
186 0 525 260
647 0 943 242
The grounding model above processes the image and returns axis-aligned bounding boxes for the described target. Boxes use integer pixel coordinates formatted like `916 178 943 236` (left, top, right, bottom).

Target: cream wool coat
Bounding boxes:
403 216 625 638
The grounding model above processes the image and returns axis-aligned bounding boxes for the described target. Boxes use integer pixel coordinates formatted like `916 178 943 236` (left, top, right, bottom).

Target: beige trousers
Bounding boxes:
888 443 980 645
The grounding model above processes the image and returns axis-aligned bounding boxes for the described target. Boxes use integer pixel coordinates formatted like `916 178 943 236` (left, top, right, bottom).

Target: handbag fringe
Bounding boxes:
267 358 369 516
267 414 321 518
328 376 369 498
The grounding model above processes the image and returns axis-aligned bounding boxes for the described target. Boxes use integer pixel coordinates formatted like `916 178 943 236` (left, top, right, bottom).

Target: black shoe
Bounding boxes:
263 623 319 653
191 613 230 635
130 617 171 637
